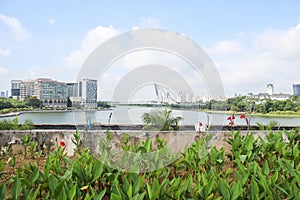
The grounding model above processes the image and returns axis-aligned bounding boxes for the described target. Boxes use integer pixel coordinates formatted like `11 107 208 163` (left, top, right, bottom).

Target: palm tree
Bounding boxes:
142 108 183 131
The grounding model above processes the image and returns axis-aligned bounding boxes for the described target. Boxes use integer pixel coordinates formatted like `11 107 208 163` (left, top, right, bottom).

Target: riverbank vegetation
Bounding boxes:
125 96 300 117
0 129 300 199
205 95 300 116
0 116 34 130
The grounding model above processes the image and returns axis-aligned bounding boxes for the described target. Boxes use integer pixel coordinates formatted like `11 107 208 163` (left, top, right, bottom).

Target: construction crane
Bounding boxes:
154 83 178 105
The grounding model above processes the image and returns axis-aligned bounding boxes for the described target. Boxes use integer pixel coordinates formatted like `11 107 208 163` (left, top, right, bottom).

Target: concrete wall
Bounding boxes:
0 130 283 156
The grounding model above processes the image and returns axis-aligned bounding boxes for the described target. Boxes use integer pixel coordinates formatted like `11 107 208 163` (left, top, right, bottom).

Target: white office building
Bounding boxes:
79 79 97 108
20 80 35 101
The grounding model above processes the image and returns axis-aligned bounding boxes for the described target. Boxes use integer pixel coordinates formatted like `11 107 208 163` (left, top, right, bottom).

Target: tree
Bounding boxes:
97 101 111 108
142 108 183 131
28 97 41 108
0 100 13 110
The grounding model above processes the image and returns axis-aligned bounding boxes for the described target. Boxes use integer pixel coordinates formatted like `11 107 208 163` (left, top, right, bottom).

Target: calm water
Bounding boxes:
1 106 300 126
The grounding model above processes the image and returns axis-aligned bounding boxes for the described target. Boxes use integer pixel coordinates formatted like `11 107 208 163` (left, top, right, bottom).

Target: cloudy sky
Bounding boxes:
1 0 300 100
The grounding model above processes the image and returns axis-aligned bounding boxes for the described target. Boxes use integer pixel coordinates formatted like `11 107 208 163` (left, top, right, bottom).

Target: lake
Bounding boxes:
1 106 300 126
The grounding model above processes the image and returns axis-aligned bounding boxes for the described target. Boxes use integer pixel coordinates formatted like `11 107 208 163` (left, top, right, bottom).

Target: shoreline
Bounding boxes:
0 108 109 118
200 109 300 118
0 111 22 118
1 108 300 120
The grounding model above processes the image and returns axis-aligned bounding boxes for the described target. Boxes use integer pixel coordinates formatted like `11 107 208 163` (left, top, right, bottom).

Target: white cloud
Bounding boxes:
49 18 55 25
0 47 11 56
0 12 30 40
140 17 161 27
27 66 54 79
253 22 300 59
64 25 121 70
210 22 300 96
0 67 8 74
206 40 245 55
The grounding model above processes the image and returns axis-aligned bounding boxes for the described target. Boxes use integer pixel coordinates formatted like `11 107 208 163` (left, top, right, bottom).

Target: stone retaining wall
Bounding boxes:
0 130 285 156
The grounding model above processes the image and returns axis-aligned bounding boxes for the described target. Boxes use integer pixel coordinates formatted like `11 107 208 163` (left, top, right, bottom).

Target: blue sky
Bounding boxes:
1 0 300 99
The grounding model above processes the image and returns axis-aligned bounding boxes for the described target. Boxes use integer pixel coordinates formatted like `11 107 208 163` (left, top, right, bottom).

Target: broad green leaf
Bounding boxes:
122 176 130 195
92 160 104 182
293 142 299 159
144 139 152 153
21 187 30 200
68 184 77 200
84 193 92 200
32 185 41 200
131 193 145 200
62 169 73 180
94 189 106 200
0 184 6 200
176 186 184 199
276 185 289 196
48 174 58 194
285 160 296 177
219 178 230 200
12 178 22 200
262 161 269 176
250 178 259 200
231 181 242 200
147 183 154 200
202 172 208 185
127 183 133 198
132 177 141 196
271 170 278 185
111 193 122 200
205 176 215 197
29 168 40 183
64 157 73 165
106 130 111 142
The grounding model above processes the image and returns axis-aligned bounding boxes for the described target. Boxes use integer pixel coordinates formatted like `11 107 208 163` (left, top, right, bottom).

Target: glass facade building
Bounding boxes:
293 84 300 96
11 80 21 99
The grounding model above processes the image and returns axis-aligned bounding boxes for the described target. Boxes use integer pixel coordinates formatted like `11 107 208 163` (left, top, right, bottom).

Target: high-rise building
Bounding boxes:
79 79 97 108
67 83 78 97
267 84 274 95
20 80 35 100
11 80 21 99
0 91 6 98
293 84 300 96
34 78 68 108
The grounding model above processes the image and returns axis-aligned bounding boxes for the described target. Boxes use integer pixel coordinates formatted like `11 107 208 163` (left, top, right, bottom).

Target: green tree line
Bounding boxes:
207 95 300 113
0 96 41 110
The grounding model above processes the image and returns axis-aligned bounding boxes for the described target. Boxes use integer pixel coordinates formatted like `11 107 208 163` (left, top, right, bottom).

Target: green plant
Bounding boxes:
71 130 83 153
21 134 32 157
1 130 300 199
21 119 34 130
0 117 34 130
29 141 38 158
142 107 183 131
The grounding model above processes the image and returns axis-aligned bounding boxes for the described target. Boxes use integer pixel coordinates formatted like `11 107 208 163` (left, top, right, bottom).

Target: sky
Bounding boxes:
1 0 300 100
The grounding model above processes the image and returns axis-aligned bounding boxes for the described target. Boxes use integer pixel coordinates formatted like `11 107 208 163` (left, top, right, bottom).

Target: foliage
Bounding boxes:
0 130 300 199
24 96 41 108
0 116 34 130
207 95 300 114
142 108 183 131
0 98 27 110
97 101 111 109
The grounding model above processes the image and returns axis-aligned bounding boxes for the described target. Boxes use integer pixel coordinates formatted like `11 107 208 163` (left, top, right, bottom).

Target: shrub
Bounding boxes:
142 107 183 131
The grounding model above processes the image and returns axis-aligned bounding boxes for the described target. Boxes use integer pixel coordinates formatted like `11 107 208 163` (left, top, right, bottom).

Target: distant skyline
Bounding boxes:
1 1 300 100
